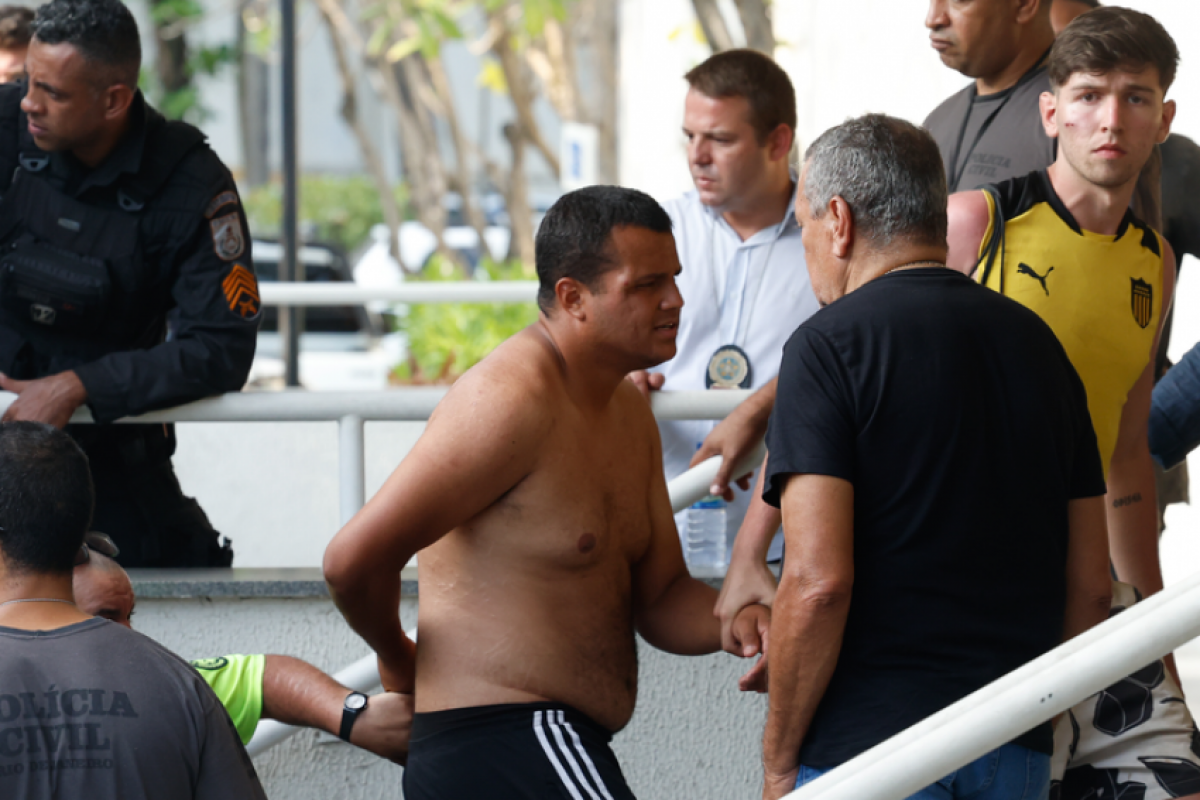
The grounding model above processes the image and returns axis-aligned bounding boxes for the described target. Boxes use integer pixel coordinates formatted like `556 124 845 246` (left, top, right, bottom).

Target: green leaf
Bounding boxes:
523 4 546 37
477 59 508 94
396 255 537 383
149 0 204 26
359 2 389 21
366 18 394 56
243 176 414 257
429 7 462 39
385 35 422 62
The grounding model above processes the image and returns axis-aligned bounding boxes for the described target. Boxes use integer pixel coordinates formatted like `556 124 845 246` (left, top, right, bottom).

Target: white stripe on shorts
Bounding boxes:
547 710 606 800
558 711 616 800
534 709 585 800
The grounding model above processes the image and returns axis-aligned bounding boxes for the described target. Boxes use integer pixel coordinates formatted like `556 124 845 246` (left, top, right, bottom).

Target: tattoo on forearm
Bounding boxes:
1112 493 1143 509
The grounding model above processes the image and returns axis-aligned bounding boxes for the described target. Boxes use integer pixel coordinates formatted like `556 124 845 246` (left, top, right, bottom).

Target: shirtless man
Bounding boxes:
324 185 769 800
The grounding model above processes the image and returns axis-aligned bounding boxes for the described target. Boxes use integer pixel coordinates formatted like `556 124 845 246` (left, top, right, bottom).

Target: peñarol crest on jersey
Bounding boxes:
1131 278 1153 329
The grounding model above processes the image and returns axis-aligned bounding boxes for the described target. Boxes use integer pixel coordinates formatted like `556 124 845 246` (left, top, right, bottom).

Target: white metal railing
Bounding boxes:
260 281 537 305
245 566 1200 781
7 388 751 526
788 568 1200 799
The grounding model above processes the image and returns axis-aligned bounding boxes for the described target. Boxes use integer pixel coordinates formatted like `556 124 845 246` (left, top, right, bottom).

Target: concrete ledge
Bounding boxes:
129 566 420 599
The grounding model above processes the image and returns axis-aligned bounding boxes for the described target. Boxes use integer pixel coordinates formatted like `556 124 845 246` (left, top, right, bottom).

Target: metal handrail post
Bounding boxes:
667 440 767 514
789 568 1200 800
279 0 300 386
338 414 365 525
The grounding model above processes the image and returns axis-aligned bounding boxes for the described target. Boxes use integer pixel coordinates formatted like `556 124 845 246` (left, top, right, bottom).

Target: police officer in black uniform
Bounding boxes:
0 0 260 567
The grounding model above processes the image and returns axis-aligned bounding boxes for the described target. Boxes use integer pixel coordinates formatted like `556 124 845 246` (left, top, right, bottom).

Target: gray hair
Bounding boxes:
802 114 948 249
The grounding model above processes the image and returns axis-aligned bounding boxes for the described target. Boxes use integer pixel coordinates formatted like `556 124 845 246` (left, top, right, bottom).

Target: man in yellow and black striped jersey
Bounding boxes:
947 9 1200 800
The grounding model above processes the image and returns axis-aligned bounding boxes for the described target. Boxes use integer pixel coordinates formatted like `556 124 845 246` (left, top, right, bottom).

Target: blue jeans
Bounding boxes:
794 743 1050 800
1151 340 1200 470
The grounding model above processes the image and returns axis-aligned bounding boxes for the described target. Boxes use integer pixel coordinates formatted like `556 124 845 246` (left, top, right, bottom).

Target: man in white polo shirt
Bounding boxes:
629 49 819 568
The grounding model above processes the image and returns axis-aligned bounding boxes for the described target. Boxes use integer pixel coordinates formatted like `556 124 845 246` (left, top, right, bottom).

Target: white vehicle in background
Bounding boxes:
397 193 511 273
246 239 405 391
395 191 558 273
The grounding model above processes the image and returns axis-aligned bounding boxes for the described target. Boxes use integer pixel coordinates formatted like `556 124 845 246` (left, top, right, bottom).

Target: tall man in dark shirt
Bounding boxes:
760 114 1111 800
923 0 1056 193
0 0 259 566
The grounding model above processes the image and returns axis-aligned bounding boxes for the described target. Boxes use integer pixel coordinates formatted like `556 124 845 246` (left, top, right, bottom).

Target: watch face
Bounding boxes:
345 693 367 711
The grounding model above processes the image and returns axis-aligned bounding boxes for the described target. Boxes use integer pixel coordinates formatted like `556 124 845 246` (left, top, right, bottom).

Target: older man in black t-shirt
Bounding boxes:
757 114 1112 800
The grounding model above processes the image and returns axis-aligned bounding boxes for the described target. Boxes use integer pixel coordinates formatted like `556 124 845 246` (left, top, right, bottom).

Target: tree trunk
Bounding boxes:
423 55 491 259
393 57 462 267
690 0 734 52
487 10 561 179
501 123 535 268
314 0 409 272
152 0 190 114
589 0 619 184
315 0 453 269
733 0 774 54
236 1 269 188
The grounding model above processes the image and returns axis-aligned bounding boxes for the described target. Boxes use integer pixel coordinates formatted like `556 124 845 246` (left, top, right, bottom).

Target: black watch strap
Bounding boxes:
339 692 368 742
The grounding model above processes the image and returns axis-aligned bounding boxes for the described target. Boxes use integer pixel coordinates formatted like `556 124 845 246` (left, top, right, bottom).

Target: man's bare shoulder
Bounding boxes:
947 190 992 276
612 377 662 452
429 325 562 434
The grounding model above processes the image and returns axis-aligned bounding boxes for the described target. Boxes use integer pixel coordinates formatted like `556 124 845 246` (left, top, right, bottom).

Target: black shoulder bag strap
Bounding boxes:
975 184 1007 291
14 108 49 175
116 117 206 213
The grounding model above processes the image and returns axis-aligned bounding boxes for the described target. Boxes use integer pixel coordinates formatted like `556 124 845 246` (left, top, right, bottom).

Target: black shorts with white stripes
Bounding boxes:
403 701 638 800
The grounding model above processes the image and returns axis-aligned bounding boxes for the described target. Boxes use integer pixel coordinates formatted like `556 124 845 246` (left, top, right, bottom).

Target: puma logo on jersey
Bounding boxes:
1017 263 1054 295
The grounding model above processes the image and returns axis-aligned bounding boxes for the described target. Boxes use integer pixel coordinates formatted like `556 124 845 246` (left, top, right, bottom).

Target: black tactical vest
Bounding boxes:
0 109 204 380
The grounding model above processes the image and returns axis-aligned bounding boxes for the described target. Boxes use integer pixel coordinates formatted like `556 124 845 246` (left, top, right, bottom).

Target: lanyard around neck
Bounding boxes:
708 212 788 346
947 49 1051 191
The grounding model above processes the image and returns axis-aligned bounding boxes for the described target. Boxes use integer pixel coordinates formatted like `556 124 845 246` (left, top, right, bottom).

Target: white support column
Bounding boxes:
338 414 365 526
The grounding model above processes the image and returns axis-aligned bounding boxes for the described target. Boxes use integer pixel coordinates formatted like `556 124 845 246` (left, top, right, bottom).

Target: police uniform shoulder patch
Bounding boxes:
1131 277 1153 329
223 263 260 319
204 190 239 219
211 212 246 261
190 657 230 671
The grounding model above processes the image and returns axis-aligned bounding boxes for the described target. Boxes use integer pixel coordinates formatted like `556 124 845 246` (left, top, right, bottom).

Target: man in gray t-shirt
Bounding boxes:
923 0 1057 192
0 421 265 800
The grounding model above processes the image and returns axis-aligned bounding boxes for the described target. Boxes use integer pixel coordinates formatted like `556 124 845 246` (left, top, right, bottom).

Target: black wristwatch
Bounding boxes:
339 692 368 742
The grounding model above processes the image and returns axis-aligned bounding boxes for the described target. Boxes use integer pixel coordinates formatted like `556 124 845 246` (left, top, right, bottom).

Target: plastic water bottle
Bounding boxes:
686 494 728 571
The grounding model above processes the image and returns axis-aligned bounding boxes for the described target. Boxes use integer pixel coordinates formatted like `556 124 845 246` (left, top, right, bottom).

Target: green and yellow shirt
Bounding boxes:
190 653 266 744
